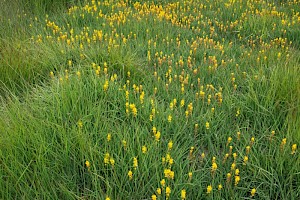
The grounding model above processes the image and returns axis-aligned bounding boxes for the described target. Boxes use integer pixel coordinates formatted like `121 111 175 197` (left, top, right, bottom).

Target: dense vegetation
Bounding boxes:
0 0 299 199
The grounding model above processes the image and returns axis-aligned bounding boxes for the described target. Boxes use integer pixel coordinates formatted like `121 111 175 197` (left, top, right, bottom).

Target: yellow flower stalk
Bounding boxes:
133 157 138 169
168 115 172 123
168 141 173 151
207 185 212 194
280 138 287 150
237 131 241 140
166 186 171 198
181 189 186 199
226 173 231 183
151 194 157 200
122 140 127 150
291 144 297 154
160 179 166 187
218 184 222 191
251 188 256 197
128 170 133 180
205 122 210 130
155 131 161 142
156 188 161 195
234 175 240 186
142 145 147 154
212 162 218 173
107 133 111 142
243 156 248 165
227 137 232 146
85 160 90 168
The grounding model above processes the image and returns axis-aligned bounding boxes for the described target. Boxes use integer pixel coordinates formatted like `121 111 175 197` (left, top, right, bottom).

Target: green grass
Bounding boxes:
0 0 299 199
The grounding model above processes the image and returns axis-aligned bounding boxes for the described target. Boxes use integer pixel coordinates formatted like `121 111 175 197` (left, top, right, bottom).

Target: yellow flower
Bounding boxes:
211 162 218 173
280 138 287 150
251 188 256 197
160 179 166 187
133 157 138 169
104 153 110 165
226 173 231 183
246 146 251 154
234 175 240 186
205 122 210 129
227 137 232 146
105 196 110 200
167 115 172 123
155 131 161 141
168 141 173 151
152 126 157 134
188 172 193 180
201 153 205 159
250 137 255 145
151 194 157 200
218 184 222 191
122 140 127 149
166 186 171 198
156 188 162 195
77 120 83 128
85 160 90 168
109 158 115 166
291 144 297 154
50 71 54 78
181 189 186 199
180 99 185 107
107 133 111 142
233 152 237 160
103 80 109 91
237 131 241 140
128 170 133 180
142 145 147 154
243 156 248 165
164 168 175 179
231 162 236 171
207 185 212 194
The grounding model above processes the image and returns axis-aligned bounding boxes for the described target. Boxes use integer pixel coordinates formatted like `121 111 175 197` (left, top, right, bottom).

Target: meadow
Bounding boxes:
0 0 299 199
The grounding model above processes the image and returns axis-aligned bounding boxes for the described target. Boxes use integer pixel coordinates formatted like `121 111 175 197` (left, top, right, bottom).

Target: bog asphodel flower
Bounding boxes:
211 162 218 173
218 184 222 191
251 188 256 197
166 186 171 198
205 122 210 129
168 115 172 123
243 156 248 165
85 160 90 168
133 157 138 169
151 194 157 200
160 179 166 187
142 145 147 154
107 133 111 142
181 189 186 199
155 131 161 141
291 144 297 154
280 138 287 150
156 188 161 195
128 170 133 180
168 140 173 151
103 80 109 91
207 185 212 194
227 137 232 146
188 172 193 180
